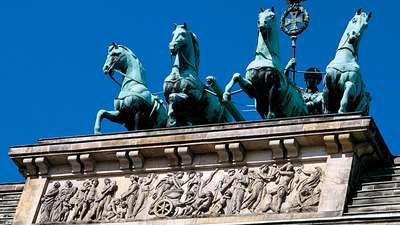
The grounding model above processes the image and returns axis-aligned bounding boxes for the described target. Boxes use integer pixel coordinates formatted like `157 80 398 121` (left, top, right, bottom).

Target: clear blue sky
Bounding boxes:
0 0 398 183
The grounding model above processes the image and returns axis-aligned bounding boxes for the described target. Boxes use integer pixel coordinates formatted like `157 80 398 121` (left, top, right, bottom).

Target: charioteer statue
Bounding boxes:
302 68 323 115
284 59 323 115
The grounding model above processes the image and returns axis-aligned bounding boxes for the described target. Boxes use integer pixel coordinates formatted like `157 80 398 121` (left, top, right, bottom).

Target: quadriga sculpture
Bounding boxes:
94 43 167 134
323 9 372 115
223 7 308 119
164 23 239 127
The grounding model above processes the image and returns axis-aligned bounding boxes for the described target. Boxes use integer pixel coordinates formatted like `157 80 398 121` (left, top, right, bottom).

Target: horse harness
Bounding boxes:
336 35 357 57
111 72 160 119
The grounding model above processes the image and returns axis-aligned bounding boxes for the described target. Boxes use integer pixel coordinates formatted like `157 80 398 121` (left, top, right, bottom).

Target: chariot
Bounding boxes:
152 189 185 217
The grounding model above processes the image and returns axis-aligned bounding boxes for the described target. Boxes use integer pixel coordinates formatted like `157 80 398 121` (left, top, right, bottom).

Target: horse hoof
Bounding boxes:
94 129 102 135
267 112 276 119
222 93 231 102
167 119 177 128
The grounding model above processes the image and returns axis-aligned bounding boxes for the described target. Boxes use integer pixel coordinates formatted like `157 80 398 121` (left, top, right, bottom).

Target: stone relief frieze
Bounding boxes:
36 163 323 224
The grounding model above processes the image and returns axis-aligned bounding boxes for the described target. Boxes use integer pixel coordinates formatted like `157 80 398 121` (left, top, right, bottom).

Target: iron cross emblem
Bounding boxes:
281 4 309 36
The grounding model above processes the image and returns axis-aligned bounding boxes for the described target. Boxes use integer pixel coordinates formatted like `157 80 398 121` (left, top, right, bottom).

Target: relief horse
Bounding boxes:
164 23 237 127
323 9 372 115
223 7 308 119
94 43 167 134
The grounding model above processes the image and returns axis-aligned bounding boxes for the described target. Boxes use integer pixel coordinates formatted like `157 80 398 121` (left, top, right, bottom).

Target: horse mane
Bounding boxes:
117 45 137 59
190 32 200 70
115 44 147 84
268 18 280 57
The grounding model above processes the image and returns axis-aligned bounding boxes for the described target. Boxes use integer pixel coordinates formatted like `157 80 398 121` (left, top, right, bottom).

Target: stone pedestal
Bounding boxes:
8 113 395 225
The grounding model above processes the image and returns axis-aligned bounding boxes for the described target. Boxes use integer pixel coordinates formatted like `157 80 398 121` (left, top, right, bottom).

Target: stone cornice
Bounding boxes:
8 113 391 177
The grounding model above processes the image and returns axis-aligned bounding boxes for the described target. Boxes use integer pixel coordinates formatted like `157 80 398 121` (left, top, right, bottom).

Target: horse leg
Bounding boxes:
133 112 146 130
323 71 335 114
94 110 122 134
266 85 278 119
339 81 356 113
167 93 189 127
255 97 267 119
223 73 256 101
266 71 280 119
322 80 330 114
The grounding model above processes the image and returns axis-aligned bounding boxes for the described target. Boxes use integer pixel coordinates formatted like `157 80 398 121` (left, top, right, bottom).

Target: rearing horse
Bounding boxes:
164 23 237 127
323 9 372 115
94 43 167 134
224 7 308 119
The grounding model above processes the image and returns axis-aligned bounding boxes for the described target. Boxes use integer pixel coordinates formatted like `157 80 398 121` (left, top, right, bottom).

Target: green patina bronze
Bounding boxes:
323 9 372 115
163 23 243 127
94 43 167 134
223 7 308 119
92 6 375 133
302 68 323 115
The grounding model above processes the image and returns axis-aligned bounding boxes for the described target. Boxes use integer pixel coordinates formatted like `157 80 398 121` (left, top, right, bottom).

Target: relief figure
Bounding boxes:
121 175 139 219
39 182 60 223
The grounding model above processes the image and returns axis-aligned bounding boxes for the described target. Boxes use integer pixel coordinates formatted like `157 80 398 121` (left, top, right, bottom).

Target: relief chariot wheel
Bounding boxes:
280 4 309 36
154 199 174 217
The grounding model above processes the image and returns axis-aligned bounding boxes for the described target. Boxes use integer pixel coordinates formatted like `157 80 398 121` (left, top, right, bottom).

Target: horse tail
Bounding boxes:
355 91 371 115
149 95 163 118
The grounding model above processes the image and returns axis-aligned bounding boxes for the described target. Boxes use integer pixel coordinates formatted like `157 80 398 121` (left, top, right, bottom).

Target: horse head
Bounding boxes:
169 23 190 56
258 7 276 32
103 42 138 75
103 42 123 75
340 9 372 57
169 23 200 72
257 7 280 58
103 43 146 85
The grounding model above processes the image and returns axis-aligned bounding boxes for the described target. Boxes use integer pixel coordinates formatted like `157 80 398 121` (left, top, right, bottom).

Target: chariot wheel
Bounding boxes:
154 199 174 217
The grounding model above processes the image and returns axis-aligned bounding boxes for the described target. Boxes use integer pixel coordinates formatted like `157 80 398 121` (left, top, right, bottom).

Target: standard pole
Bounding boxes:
291 35 297 84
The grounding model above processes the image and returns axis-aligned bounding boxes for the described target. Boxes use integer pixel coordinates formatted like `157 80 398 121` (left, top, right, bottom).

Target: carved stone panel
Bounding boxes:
35 163 325 224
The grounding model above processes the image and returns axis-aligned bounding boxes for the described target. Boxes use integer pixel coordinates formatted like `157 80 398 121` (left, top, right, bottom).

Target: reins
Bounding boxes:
180 51 198 71
106 52 146 88
336 34 356 57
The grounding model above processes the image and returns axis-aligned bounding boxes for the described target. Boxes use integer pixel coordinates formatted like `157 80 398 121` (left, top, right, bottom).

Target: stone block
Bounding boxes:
338 133 354 153
214 144 230 163
352 195 400 205
270 140 284 159
67 155 81 173
116 151 130 170
177 146 193 165
164 147 179 166
318 155 353 215
129 150 144 169
324 135 339 154
283 138 299 158
34 157 49 175
22 158 36 176
13 177 47 225
80 153 95 173
354 142 374 158
228 142 245 162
